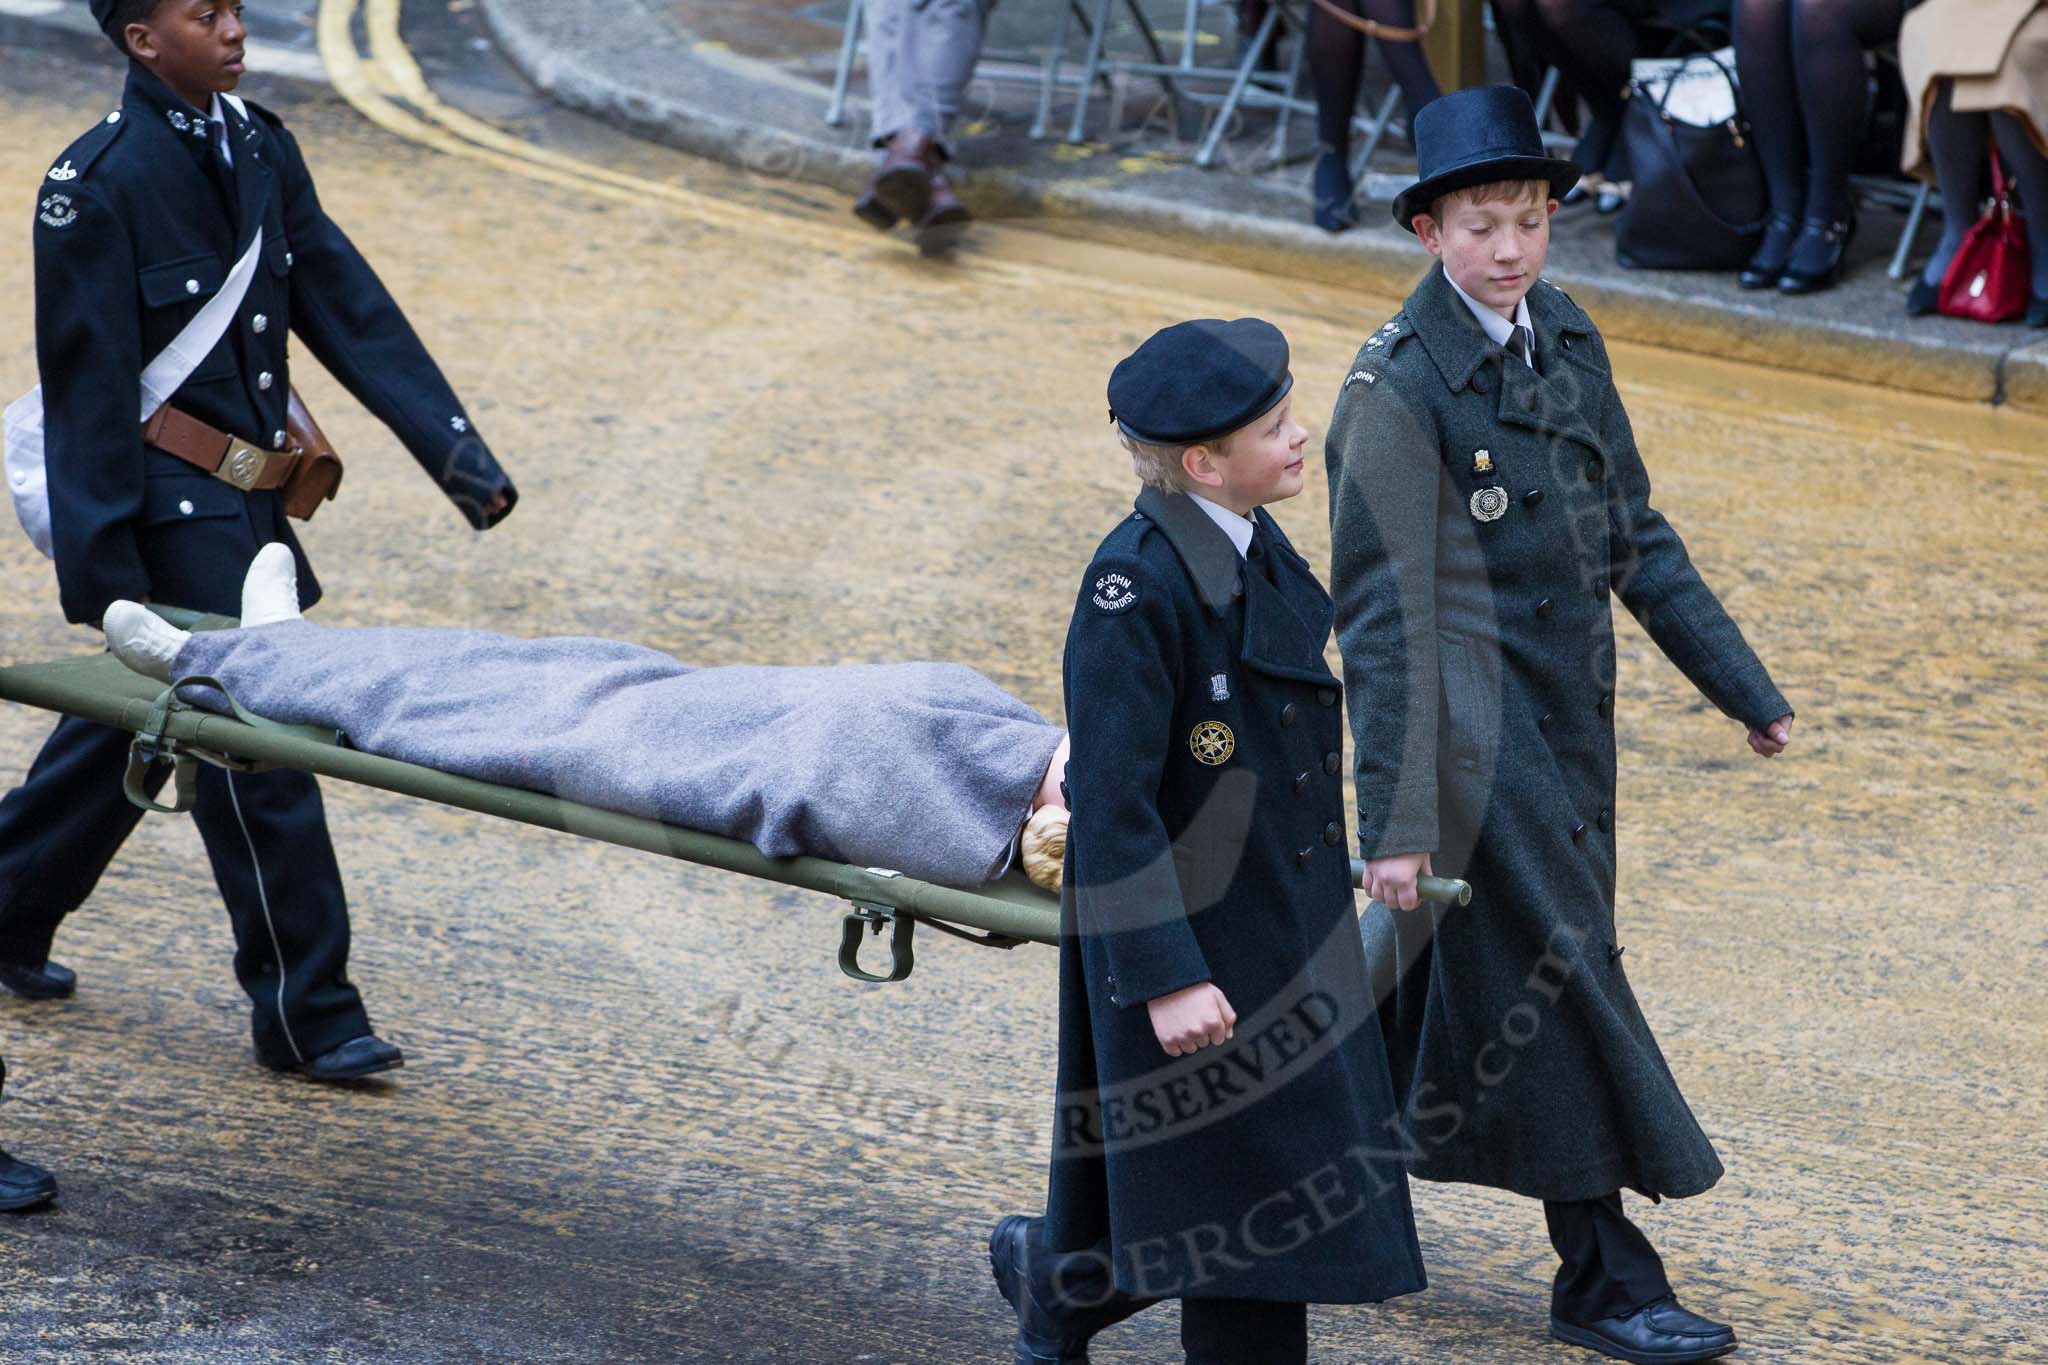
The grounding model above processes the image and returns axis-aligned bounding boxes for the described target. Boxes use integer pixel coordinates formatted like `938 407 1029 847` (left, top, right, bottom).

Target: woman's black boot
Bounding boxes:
1313 148 1357 233
1738 213 1800 290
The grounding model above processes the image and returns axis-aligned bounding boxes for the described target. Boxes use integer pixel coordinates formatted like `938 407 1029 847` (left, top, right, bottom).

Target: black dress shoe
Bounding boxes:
0 1148 57 1212
1777 214 1857 294
990 1215 1091 1364
1738 212 1800 289
261 1034 403 1082
1904 276 1941 316
1551 1296 1737 1363
0 958 76 1001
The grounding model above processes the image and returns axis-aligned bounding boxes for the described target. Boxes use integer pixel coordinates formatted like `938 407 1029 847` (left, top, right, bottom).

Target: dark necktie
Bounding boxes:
1246 522 1280 589
205 118 237 220
1506 323 1534 369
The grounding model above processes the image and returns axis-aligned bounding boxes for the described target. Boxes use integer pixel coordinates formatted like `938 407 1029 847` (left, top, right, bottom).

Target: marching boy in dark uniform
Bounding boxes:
0 0 516 1080
989 319 1426 1364
1325 86 1795 1364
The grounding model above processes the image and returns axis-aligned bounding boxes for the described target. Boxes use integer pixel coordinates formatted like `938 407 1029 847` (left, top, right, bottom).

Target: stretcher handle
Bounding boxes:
1348 860 1472 907
123 743 198 815
838 903 917 984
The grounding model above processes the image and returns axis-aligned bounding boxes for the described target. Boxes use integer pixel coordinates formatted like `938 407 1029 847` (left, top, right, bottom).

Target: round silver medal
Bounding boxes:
1469 486 1509 523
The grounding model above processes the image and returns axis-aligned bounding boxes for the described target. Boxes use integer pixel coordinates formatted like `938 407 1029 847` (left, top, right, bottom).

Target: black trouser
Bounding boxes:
0 713 371 1064
1544 1192 1673 1325
1037 1234 1309 1364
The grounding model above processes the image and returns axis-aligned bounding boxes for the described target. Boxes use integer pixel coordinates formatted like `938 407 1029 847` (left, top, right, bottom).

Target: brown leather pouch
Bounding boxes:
280 388 343 521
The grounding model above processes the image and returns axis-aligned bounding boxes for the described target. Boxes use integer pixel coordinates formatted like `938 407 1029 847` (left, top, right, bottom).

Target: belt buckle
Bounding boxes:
220 442 266 491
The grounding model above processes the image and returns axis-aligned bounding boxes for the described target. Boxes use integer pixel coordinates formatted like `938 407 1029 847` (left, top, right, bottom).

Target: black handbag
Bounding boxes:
1614 50 1770 271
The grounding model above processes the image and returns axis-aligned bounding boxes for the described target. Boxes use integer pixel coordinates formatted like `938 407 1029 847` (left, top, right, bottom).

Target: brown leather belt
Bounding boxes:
142 404 299 492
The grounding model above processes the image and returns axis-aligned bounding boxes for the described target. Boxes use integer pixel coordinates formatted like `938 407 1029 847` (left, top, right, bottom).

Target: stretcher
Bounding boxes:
0 607 1470 984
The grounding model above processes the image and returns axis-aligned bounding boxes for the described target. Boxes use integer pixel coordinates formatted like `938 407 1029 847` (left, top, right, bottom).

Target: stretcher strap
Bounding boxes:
120 674 337 815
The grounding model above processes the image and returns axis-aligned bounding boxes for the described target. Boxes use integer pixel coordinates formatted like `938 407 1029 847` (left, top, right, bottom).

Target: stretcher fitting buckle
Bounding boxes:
838 902 917 984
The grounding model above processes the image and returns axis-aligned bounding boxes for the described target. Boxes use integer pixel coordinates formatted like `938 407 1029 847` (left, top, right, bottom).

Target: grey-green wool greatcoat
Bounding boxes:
1323 263 1790 1203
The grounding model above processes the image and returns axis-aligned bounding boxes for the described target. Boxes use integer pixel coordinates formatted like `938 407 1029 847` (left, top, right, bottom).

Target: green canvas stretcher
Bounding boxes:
0 607 1469 984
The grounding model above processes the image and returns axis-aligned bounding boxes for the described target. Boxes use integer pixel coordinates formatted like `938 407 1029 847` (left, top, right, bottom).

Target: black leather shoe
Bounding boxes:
1738 212 1800 289
1777 214 1858 294
261 1034 403 1082
1904 276 1941 316
0 958 76 1001
1551 1297 1737 1363
0 1148 57 1212
990 1215 1089 1363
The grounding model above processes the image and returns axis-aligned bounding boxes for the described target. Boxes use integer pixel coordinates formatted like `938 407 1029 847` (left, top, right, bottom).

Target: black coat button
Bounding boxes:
1522 488 1544 509
1317 687 1338 707
1561 335 1574 351
1597 808 1614 833
1323 752 1341 775
1584 457 1605 482
1280 703 1298 727
1470 370 1491 395
1597 693 1614 720
1292 771 1310 795
1571 822 1588 845
1323 822 1343 847
1536 597 1555 620
1297 848 1313 869
1538 711 1555 734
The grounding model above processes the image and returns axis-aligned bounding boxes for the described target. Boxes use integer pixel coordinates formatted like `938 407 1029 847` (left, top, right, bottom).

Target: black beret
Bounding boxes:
1108 317 1293 447
89 0 121 31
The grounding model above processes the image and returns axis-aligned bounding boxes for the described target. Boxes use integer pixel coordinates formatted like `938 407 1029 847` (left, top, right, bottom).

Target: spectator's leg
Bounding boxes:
1786 0 1905 227
1918 80 1987 290
1530 0 1638 178
1364 0 1442 126
1989 111 2048 307
1308 0 1369 162
908 0 994 157
866 0 919 147
1733 0 1806 278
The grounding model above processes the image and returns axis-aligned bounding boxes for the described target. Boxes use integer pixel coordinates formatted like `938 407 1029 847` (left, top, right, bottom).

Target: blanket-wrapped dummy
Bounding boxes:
170 621 1065 888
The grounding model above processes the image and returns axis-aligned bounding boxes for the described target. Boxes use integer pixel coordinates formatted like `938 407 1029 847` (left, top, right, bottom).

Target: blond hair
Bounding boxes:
1427 177 1552 226
1021 805 1068 893
1119 430 1235 494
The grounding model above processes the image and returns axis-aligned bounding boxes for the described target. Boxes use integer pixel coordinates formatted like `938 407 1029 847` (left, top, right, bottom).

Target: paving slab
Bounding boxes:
479 0 2048 413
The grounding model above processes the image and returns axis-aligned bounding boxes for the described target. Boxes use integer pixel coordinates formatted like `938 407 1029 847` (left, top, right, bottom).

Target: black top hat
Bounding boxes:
1391 86 1582 232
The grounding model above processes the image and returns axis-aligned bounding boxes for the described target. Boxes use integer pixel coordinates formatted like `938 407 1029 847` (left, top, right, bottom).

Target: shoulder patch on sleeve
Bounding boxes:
1347 312 1414 384
36 190 80 230
1090 567 1141 614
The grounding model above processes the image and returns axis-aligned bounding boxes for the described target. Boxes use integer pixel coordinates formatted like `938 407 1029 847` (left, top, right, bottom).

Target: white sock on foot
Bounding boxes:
104 601 191 683
241 542 303 627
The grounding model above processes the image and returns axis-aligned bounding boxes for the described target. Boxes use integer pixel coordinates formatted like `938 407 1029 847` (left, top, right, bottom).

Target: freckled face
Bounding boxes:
1416 192 1557 318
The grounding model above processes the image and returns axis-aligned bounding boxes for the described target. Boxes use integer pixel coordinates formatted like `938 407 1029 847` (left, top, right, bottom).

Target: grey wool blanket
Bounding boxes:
173 621 1064 888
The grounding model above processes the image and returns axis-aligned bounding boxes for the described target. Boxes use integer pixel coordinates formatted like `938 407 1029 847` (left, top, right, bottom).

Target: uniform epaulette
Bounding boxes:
41 113 126 187
1341 312 1413 391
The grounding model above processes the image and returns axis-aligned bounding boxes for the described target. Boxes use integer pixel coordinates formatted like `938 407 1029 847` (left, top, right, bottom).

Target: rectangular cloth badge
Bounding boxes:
1209 673 1230 702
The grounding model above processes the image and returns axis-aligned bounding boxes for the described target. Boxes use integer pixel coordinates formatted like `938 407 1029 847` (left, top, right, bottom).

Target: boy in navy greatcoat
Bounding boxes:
1326 87 1795 1364
0 0 516 1081
988 319 1425 1364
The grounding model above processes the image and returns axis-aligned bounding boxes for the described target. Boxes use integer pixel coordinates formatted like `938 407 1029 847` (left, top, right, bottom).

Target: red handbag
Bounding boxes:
1939 151 2033 322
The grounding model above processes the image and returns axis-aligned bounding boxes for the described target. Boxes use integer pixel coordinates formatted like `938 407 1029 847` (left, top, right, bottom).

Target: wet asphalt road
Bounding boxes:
0 6 2044 1361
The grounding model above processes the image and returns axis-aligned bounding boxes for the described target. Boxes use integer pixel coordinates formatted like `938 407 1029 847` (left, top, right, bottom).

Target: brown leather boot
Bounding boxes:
852 130 936 230
915 168 972 253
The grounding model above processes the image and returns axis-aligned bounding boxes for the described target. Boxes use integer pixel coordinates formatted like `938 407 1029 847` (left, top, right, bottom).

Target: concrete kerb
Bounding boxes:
479 0 2043 415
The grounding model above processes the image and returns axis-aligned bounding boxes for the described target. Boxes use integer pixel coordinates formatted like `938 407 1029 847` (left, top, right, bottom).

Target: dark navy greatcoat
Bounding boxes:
1043 487 1426 1307
1324 263 1791 1203
31 61 514 626
0 62 512 1063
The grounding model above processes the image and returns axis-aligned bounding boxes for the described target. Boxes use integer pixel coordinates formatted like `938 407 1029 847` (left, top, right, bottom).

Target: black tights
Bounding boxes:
1734 0 1905 226
1307 0 1441 155
1491 0 1653 175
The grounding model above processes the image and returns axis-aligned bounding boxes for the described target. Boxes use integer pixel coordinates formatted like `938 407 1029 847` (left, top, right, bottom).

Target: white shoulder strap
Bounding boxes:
138 226 263 421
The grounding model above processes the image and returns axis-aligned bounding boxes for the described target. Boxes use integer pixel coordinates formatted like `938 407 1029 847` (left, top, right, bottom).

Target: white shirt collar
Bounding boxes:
208 95 233 168
1446 273 1534 367
1188 492 1254 560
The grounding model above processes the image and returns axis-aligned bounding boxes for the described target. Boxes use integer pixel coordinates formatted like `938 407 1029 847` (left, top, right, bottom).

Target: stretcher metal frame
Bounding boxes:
0 607 1470 985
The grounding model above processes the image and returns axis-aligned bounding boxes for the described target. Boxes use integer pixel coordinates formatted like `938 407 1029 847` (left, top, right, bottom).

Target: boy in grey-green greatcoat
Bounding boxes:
1324 87 1795 1365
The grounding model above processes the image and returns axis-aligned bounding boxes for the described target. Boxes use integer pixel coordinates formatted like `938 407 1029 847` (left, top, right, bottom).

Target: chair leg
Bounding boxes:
1034 2 1082 139
1066 0 1114 143
1126 0 1183 135
1197 2 1281 168
825 0 866 129
1266 5 1312 165
1349 85 1401 186
1888 181 1932 281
